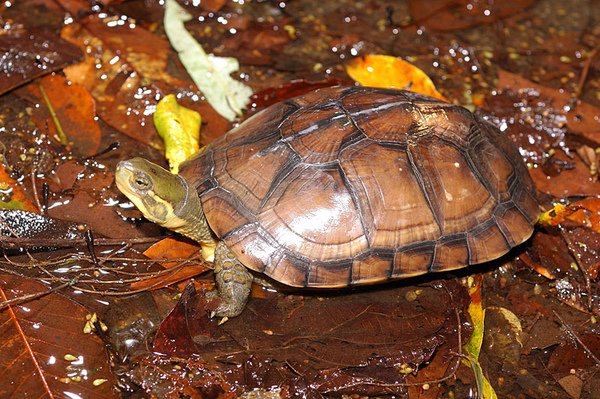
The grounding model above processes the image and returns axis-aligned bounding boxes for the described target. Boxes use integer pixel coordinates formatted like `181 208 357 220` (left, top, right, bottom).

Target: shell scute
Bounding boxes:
339 141 440 248
187 86 538 287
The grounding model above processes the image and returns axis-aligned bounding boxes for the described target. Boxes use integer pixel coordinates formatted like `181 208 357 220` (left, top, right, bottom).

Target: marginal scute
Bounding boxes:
306 260 352 287
431 235 470 272
467 221 511 264
351 253 393 284
392 243 435 277
263 252 309 287
187 86 539 287
494 203 535 247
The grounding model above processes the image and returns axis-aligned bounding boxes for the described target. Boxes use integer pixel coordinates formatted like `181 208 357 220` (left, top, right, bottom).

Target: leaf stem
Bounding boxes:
38 82 68 146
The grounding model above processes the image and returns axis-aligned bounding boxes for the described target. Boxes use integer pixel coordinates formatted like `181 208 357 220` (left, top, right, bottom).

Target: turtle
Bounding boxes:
115 86 539 320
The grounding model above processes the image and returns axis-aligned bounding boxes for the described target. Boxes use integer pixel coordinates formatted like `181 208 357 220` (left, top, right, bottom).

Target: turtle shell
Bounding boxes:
181 86 538 288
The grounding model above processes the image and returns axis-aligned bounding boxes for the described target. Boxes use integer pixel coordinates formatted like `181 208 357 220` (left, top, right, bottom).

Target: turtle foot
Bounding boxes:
207 241 253 322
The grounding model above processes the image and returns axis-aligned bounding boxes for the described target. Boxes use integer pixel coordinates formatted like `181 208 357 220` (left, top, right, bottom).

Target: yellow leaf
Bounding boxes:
154 94 201 174
462 275 498 399
539 199 600 233
538 203 569 227
346 54 447 101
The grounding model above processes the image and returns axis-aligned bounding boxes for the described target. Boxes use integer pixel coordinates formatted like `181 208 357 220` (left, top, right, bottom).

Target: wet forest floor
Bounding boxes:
0 0 599 398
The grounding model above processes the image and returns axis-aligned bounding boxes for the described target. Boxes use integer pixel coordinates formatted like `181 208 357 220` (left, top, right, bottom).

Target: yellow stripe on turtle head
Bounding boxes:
115 158 189 228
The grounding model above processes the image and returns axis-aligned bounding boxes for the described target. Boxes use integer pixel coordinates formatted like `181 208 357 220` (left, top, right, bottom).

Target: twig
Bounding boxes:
0 236 161 249
0 277 79 310
553 310 600 368
30 168 42 212
0 219 21 238
574 44 600 100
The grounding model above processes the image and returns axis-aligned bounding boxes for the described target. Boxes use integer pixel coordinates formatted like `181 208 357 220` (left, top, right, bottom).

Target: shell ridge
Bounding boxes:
491 211 516 247
336 161 372 247
405 146 444 234
337 101 370 141
440 128 501 203
258 151 303 212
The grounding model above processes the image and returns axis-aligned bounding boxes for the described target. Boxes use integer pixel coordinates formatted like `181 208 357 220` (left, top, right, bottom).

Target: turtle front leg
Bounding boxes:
209 241 253 321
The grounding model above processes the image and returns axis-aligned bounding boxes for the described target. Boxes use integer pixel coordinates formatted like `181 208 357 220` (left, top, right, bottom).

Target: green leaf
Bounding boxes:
164 0 253 121
154 94 201 174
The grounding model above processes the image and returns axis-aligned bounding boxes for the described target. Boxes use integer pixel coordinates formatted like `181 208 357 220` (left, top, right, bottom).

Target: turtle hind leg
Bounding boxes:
209 241 253 321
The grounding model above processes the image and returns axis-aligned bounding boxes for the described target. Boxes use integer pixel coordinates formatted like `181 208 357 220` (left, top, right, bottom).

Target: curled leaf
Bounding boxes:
154 94 201 174
346 54 447 101
164 0 253 121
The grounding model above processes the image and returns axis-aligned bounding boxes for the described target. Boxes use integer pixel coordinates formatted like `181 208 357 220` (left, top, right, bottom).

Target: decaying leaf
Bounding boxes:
408 0 536 32
0 274 118 398
164 0 253 121
346 54 447 101
61 20 165 149
154 95 202 173
0 168 38 212
150 281 469 396
0 29 83 96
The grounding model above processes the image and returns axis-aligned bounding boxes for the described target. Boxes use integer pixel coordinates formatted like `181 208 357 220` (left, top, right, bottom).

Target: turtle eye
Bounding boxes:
132 173 151 190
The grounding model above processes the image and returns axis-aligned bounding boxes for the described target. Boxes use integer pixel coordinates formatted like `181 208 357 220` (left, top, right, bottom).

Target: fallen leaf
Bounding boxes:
0 28 82 95
547 333 600 377
131 237 208 291
346 54 447 101
154 95 201 174
61 20 165 149
152 280 470 396
539 199 600 233
18 75 101 157
408 0 536 32
497 70 600 143
482 306 523 370
0 167 38 212
164 0 253 121
558 374 583 399
0 274 118 398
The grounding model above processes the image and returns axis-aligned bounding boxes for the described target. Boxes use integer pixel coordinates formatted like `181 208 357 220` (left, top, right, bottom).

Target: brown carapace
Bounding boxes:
181 86 538 288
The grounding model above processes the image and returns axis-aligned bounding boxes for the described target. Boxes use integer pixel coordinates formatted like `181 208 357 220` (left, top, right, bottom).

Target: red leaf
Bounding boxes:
0 274 118 398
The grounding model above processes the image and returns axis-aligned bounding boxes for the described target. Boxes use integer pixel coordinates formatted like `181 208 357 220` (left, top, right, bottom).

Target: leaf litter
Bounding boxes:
0 0 600 398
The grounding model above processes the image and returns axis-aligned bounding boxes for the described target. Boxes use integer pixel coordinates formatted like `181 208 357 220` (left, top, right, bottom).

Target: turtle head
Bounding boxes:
116 157 216 260
116 156 208 230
